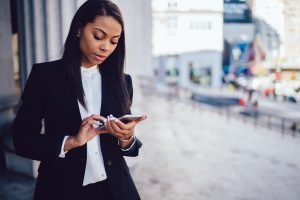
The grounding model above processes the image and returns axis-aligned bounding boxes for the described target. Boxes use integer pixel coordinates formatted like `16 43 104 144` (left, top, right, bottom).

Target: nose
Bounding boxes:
100 40 110 52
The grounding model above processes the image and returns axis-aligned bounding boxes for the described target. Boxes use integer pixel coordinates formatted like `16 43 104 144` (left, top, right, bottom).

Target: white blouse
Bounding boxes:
60 65 107 186
58 65 136 186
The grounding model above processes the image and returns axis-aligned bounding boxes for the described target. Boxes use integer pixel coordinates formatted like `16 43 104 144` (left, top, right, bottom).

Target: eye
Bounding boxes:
93 34 103 40
111 38 119 45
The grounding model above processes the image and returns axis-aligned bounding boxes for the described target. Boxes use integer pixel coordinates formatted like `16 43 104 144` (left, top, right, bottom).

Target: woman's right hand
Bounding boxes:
64 115 107 151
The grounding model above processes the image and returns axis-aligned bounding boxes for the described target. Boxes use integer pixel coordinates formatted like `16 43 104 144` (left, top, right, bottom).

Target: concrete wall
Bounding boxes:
0 0 18 170
113 0 153 77
0 0 15 98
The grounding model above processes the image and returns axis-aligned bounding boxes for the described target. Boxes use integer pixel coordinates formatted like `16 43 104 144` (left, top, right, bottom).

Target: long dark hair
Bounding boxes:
62 0 131 114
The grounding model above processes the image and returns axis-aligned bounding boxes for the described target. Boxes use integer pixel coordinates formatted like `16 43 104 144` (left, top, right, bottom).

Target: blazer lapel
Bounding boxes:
99 76 122 157
57 72 82 131
68 88 82 125
100 76 110 117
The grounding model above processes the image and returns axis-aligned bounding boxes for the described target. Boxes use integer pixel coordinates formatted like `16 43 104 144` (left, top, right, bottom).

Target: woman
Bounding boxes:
12 1 146 199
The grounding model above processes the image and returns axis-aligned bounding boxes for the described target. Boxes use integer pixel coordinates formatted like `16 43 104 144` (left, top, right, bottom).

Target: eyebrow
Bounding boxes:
93 28 120 38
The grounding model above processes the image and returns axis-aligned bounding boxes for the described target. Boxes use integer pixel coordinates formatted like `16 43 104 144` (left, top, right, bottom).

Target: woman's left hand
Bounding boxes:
106 115 146 143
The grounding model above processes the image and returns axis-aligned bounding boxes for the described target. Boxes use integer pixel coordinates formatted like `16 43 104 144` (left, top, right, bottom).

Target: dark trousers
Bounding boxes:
79 180 115 200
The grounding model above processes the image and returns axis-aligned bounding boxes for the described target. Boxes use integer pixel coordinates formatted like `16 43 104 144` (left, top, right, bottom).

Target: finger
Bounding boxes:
95 128 108 135
81 117 90 125
81 120 98 131
114 119 132 130
106 118 115 134
122 121 138 129
106 119 124 138
110 121 129 135
82 115 107 128
112 120 134 139
87 119 99 125
81 119 93 127
90 114 107 123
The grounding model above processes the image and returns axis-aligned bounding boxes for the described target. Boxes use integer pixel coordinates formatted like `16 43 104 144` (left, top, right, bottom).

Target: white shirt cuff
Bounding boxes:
119 136 137 152
59 136 69 158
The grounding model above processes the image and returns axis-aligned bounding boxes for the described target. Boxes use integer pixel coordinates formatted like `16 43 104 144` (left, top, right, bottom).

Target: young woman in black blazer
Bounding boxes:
12 1 146 199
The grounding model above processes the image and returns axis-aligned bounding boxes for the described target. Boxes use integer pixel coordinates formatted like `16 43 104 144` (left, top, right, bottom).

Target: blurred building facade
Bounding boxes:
0 0 152 178
223 0 300 100
252 0 284 65
223 0 255 84
152 0 224 88
223 0 254 43
238 0 300 68
282 0 300 67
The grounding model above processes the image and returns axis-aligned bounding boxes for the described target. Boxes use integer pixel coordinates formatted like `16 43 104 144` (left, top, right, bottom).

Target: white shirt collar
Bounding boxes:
80 65 99 74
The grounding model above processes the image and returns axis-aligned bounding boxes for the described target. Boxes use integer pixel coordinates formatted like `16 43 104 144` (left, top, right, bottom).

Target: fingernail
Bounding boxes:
115 119 118 122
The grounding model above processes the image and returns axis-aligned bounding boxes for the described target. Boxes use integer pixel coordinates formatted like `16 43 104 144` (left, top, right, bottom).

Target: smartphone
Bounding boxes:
118 114 143 123
96 114 143 130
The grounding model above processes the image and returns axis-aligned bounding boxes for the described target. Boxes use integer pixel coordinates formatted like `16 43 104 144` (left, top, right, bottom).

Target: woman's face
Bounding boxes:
79 16 122 68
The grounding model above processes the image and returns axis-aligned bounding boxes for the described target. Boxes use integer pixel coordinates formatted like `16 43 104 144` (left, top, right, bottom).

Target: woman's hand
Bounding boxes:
64 114 107 151
106 115 147 148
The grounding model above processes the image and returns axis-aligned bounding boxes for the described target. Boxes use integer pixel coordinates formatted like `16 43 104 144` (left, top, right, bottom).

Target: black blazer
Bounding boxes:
12 60 142 200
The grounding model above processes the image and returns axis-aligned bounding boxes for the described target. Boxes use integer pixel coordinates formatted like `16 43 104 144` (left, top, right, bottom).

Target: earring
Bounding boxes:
76 31 81 37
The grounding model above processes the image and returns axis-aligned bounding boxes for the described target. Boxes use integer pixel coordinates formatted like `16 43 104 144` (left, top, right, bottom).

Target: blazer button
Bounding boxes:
107 160 112 166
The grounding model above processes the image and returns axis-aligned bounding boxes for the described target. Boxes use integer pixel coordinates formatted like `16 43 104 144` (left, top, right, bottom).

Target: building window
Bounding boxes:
189 62 212 86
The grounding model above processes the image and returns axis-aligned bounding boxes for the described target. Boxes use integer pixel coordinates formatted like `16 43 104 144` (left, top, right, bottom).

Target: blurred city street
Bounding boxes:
129 85 300 200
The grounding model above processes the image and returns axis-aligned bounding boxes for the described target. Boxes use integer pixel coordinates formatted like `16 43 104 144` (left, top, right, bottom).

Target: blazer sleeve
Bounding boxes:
120 74 143 157
12 64 65 161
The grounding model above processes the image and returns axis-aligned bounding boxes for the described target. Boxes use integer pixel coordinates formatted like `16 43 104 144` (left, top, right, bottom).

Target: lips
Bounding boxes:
93 53 107 62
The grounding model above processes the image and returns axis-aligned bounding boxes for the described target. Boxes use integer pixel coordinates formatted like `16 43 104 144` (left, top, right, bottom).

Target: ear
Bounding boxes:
77 23 83 37
77 29 81 37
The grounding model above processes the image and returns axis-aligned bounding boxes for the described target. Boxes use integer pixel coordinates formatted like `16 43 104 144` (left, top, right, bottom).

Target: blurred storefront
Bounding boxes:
222 0 300 103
